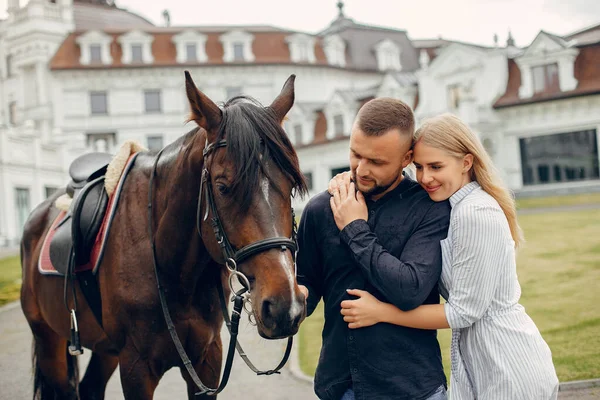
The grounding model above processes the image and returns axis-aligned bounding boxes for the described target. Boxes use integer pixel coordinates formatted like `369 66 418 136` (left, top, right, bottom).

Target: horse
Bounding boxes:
20 71 309 399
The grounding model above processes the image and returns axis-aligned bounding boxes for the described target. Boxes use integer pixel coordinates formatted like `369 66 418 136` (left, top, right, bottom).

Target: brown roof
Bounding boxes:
49 29 330 70
494 44 600 108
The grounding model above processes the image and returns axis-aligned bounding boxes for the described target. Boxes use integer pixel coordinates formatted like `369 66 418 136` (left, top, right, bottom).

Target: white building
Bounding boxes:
1 0 599 245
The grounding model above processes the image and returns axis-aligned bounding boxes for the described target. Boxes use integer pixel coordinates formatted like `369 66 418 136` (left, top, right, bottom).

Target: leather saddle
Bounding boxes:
49 152 113 275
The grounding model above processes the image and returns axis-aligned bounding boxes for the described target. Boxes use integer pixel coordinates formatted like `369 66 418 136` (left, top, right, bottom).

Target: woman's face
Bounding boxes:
413 140 472 202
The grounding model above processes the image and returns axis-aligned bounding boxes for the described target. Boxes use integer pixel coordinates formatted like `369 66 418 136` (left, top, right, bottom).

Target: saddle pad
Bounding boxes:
38 153 140 276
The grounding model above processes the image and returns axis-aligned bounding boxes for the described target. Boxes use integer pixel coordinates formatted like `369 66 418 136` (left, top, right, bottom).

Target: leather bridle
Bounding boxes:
148 136 298 396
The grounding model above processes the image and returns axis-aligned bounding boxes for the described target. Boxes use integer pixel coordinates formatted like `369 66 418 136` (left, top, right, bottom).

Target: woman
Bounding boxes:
329 114 558 399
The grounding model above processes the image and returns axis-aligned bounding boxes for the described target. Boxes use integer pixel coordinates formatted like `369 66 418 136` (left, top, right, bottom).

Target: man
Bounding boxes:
297 98 450 400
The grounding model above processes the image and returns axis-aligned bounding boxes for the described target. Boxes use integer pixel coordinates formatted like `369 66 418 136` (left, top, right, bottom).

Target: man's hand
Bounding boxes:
298 284 309 301
330 180 368 231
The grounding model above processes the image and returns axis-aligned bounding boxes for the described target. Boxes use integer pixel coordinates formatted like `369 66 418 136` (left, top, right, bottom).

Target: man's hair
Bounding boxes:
355 97 415 137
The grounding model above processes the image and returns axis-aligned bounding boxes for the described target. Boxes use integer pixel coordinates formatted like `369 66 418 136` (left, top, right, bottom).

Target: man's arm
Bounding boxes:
339 201 450 311
296 201 323 317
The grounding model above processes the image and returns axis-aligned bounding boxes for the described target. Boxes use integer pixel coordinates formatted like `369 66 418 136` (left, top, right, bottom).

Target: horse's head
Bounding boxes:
185 71 308 339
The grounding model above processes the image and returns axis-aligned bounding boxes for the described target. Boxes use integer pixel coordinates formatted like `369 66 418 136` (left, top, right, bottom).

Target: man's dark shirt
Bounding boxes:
297 176 451 400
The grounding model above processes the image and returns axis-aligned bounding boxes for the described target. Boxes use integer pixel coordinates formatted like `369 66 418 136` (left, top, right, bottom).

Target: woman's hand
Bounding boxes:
340 289 384 329
330 179 368 231
328 171 352 195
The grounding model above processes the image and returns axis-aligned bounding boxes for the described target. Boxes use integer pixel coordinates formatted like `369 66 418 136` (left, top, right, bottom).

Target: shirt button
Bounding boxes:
352 368 358 373
349 335 354 341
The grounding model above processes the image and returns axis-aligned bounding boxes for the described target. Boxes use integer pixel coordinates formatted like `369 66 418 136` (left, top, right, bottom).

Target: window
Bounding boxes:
144 90 162 113
90 44 102 64
333 114 345 137
331 166 350 178
90 91 108 115
303 172 313 191
226 86 242 99
293 124 303 145
447 84 461 110
532 63 559 94
6 54 12 77
87 132 115 152
186 43 197 62
147 135 164 152
519 129 599 185
15 188 30 238
9 101 17 125
45 186 58 199
131 44 143 63
233 43 245 61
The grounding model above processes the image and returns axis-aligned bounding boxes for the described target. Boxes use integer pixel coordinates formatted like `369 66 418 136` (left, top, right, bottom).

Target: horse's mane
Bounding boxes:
217 96 308 211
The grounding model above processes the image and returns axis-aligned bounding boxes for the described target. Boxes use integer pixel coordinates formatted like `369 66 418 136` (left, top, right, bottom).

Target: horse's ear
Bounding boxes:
269 74 295 124
185 71 222 136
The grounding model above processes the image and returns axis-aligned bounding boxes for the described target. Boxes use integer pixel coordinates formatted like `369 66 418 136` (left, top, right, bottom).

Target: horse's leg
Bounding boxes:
181 337 223 400
118 347 160 400
31 322 79 400
79 352 119 400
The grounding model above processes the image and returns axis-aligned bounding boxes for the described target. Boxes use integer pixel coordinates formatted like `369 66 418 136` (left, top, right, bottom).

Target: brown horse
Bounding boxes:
20 72 308 399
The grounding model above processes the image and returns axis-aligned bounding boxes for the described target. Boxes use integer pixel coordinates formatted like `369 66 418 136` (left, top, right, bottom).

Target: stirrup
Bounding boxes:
68 309 84 356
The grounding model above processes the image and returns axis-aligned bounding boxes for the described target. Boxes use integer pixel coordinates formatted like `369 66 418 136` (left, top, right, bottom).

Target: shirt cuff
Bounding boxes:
340 219 370 245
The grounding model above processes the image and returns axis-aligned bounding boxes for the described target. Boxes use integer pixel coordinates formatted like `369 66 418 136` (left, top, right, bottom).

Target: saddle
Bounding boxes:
49 152 113 276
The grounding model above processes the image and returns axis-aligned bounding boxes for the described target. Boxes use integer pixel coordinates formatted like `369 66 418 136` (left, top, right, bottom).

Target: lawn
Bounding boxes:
298 208 600 382
515 192 600 209
0 255 21 306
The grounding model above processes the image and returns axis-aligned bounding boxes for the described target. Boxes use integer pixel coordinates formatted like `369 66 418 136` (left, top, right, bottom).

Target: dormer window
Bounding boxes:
76 30 113 65
532 63 559 94
334 114 345 137
186 43 197 62
172 31 208 63
118 30 154 64
286 33 316 63
322 35 346 67
131 44 143 63
233 43 245 61
375 39 401 71
89 44 102 64
220 30 255 63
515 31 578 98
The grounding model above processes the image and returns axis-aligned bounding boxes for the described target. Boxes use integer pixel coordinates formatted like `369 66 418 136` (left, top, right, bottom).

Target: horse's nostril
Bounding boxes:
261 299 276 323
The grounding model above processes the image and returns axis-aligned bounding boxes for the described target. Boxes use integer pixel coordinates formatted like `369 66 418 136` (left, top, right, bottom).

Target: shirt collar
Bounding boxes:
449 181 480 208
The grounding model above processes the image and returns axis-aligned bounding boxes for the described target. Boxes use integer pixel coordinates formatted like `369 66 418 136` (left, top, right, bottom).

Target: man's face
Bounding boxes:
349 125 413 198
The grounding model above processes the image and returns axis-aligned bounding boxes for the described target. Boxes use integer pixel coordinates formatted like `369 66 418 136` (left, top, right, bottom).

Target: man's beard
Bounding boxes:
352 171 399 198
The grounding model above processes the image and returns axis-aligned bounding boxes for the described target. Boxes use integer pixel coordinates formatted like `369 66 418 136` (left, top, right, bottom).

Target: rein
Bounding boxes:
148 138 297 396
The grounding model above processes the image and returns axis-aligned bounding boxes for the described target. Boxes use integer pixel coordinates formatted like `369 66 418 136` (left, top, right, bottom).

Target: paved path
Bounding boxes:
0 302 316 400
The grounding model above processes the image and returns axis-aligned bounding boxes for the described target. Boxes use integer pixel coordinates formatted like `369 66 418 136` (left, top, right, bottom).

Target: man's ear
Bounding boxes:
402 149 414 168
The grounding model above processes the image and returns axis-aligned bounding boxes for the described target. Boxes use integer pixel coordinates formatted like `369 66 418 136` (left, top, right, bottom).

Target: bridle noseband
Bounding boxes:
148 136 298 396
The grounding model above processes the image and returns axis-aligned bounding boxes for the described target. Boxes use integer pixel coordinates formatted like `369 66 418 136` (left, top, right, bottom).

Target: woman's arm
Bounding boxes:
341 289 450 330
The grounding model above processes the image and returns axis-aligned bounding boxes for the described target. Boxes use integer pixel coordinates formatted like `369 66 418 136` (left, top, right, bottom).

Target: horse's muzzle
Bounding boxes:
257 295 306 339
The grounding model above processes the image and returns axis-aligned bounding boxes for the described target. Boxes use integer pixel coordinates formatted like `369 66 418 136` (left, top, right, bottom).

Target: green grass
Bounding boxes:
516 192 600 209
0 256 21 306
298 208 600 382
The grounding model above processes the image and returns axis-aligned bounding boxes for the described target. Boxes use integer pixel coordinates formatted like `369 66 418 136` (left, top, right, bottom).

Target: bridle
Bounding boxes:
148 136 298 396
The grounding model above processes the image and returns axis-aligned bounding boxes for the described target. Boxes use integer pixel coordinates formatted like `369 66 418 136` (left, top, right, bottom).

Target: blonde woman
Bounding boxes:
329 114 559 399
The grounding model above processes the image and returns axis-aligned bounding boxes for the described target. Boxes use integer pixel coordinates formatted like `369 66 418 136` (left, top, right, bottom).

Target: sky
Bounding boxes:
1 0 599 47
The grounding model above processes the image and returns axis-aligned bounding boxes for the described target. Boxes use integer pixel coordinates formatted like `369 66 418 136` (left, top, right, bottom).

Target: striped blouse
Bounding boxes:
439 182 559 400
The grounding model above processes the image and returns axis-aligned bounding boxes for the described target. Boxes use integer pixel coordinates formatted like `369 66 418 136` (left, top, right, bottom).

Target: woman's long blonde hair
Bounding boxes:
414 113 524 247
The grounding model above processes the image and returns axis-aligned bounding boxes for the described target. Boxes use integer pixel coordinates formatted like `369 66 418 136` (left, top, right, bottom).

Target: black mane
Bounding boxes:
216 96 308 211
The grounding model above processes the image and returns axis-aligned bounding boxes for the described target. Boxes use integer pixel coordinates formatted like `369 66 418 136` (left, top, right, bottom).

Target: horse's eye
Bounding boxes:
216 183 230 195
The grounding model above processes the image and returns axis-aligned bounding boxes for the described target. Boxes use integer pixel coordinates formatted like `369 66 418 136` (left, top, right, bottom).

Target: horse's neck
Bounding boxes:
152 135 210 288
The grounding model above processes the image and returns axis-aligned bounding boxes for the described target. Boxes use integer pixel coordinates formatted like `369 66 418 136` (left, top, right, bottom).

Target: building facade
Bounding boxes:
1 0 599 244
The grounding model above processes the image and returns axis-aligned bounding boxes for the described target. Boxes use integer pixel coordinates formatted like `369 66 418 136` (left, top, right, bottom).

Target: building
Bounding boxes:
1 0 599 245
